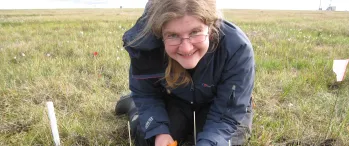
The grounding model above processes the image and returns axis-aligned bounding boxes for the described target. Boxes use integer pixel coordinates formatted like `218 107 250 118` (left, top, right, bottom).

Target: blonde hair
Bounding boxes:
133 0 222 89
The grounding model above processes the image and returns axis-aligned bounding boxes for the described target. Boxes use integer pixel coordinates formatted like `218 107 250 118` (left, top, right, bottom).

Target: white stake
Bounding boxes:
128 121 132 146
333 59 349 82
194 111 196 146
228 140 231 146
46 102 60 146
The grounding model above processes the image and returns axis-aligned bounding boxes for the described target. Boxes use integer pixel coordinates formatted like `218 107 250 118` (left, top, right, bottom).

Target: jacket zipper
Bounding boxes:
190 81 195 105
191 81 196 144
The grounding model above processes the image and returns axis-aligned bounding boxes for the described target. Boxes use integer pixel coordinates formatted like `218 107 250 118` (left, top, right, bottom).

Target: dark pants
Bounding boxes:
165 95 210 145
130 96 252 146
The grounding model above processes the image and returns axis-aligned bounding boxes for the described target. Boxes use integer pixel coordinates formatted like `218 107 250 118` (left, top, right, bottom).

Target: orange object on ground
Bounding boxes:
168 141 177 146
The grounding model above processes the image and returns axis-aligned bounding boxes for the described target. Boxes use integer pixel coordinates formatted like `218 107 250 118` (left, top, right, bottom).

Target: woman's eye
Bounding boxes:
167 34 178 38
191 31 199 35
191 29 203 35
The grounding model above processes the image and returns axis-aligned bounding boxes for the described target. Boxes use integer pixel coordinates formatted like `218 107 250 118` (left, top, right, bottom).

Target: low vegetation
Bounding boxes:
0 9 348 145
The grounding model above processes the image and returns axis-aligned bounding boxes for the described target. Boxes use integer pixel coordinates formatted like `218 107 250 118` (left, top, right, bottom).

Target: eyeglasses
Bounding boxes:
163 34 208 46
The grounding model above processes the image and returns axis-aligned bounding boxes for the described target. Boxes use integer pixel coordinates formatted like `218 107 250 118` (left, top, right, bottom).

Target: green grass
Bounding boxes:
1 9 349 145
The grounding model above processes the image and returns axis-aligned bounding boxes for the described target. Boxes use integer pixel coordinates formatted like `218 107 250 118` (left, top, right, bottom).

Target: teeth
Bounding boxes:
178 51 196 56
183 53 193 56
180 52 194 56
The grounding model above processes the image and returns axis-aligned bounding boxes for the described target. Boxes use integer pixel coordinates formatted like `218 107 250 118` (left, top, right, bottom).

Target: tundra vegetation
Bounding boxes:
0 9 348 145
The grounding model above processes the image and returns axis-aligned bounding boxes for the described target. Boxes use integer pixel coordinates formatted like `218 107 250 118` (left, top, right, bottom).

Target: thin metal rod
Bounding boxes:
194 111 196 145
128 121 132 146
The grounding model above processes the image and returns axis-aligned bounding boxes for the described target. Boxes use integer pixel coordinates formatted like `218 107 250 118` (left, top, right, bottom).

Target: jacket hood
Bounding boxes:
122 4 164 54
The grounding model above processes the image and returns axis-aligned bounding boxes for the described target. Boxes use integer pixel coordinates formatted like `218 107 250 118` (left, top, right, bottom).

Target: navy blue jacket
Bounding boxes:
123 10 255 146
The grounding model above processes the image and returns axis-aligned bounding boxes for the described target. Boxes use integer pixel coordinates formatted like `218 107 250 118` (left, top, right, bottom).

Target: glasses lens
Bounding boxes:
190 35 206 44
164 35 207 46
165 38 181 46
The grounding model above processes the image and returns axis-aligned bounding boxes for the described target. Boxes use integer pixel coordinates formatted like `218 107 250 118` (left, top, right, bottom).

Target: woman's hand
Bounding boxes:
155 134 174 146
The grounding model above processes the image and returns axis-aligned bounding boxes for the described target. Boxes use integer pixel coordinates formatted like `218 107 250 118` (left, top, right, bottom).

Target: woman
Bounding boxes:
116 0 255 145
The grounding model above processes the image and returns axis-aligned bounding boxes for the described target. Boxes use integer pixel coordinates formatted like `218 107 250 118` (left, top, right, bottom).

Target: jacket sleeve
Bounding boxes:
197 43 255 145
124 1 169 139
129 69 170 139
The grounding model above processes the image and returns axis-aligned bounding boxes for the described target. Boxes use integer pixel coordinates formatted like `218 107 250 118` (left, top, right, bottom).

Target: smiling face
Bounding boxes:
162 15 210 69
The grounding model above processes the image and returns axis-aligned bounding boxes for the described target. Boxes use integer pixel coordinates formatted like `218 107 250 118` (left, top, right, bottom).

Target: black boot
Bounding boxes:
115 94 136 115
115 94 138 139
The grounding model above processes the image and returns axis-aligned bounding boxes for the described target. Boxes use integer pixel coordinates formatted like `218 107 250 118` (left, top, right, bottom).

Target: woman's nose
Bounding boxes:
178 39 193 53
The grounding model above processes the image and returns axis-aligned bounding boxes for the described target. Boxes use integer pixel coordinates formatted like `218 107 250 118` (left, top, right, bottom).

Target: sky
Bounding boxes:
0 0 348 11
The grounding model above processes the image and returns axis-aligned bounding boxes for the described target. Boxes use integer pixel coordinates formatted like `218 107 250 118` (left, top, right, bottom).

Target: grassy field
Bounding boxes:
0 9 349 145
